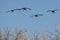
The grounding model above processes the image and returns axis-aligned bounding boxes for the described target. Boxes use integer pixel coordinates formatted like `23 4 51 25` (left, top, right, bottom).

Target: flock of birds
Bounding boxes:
5 7 59 17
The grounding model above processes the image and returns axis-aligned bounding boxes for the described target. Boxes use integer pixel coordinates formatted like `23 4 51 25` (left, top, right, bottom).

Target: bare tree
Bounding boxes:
0 28 2 40
3 28 11 40
14 28 28 40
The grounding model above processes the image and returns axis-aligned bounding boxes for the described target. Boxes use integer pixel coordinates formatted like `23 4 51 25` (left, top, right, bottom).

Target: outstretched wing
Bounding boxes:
38 14 43 16
5 10 11 13
27 8 31 10
14 9 21 10
30 15 35 17
5 10 14 13
47 10 52 12
54 9 59 11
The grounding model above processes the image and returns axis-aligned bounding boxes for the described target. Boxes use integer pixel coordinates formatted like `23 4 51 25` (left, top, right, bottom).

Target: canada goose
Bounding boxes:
31 14 43 17
47 9 59 13
6 9 15 13
16 7 31 11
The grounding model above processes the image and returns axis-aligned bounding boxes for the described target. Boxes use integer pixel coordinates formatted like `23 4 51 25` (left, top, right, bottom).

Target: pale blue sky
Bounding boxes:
0 0 60 34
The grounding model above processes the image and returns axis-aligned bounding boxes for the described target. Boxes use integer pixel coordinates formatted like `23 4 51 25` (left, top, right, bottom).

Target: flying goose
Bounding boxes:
31 14 43 17
16 7 31 11
47 9 59 13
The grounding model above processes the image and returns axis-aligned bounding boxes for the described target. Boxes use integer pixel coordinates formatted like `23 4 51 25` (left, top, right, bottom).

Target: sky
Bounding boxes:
0 0 60 35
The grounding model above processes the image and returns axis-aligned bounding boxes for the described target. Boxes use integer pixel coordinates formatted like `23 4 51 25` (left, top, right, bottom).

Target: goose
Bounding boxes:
6 9 16 13
31 14 43 17
47 9 59 13
16 7 31 11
